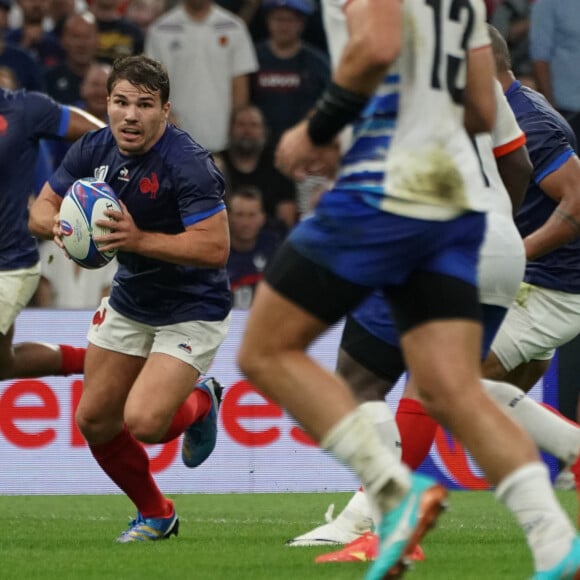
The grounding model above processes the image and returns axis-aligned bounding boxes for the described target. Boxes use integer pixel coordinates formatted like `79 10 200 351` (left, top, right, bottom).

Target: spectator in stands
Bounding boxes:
6 0 65 68
44 11 98 104
250 0 330 147
530 0 580 147
125 0 165 33
32 241 116 308
221 104 297 231
145 0 257 153
79 61 110 120
214 0 258 28
91 0 144 64
227 186 283 309
0 0 45 90
48 0 78 36
490 0 533 86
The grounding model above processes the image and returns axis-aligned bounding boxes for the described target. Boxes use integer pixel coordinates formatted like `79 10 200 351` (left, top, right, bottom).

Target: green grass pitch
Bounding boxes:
0 491 576 579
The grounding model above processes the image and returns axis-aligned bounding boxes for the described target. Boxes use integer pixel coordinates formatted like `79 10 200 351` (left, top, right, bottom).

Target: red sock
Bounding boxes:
159 388 212 443
396 398 438 469
90 427 171 518
59 345 86 375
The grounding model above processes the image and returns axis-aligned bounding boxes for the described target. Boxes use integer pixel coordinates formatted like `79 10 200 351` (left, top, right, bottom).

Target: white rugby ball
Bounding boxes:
59 178 122 269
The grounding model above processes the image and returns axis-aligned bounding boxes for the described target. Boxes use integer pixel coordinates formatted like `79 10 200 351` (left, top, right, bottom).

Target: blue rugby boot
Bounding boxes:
181 377 223 468
532 536 580 579
116 501 179 543
365 473 448 579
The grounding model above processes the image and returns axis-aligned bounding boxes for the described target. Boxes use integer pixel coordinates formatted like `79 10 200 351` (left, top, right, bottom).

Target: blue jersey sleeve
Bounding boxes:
24 91 69 140
171 138 226 226
48 134 94 197
518 111 575 184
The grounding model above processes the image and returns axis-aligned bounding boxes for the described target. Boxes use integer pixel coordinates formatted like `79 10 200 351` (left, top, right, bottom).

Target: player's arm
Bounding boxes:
523 155 580 259
276 0 401 178
28 183 65 241
64 106 106 140
496 145 532 214
94 203 230 268
464 46 496 135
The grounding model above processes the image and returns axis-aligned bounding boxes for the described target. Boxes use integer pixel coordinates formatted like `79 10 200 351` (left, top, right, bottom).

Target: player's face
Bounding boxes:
107 80 169 156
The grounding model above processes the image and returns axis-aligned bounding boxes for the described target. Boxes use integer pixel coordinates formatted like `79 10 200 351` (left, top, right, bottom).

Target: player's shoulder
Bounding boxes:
154 124 216 174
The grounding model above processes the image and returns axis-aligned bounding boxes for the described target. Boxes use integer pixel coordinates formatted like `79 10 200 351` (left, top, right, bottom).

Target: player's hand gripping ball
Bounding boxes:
59 178 122 269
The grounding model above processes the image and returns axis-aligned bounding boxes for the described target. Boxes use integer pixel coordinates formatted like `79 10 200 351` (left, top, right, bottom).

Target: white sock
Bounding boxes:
359 401 402 460
321 406 410 514
333 490 374 530
496 462 575 571
483 379 580 465
358 401 401 527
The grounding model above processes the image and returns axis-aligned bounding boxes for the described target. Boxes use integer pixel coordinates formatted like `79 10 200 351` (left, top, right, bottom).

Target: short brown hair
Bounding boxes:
107 55 170 105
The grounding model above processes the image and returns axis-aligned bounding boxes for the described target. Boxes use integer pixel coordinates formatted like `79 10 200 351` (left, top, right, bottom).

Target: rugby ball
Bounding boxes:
59 178 122 269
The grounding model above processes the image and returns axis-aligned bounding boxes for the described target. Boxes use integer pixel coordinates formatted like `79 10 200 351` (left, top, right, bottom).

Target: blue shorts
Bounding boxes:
289 191 486 289
350 291 507 361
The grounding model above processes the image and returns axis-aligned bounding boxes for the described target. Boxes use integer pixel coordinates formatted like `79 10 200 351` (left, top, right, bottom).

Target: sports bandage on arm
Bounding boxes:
307 82 369 146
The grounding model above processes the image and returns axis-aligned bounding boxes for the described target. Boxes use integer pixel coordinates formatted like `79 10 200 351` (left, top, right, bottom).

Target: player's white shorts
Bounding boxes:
478 213 525 308
0 262 41 334
491 282 580 370
87 297 231 374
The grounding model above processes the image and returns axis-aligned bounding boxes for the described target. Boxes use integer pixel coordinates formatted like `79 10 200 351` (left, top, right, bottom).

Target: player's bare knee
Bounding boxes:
125 411 167 443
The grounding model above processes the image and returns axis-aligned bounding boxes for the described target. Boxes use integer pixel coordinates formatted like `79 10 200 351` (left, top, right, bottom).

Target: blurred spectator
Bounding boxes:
227 186 283 309
125 0 165 33
79 61 110 120
250 0 330 147
221 104 297 230
490 0 533 84
145 0 257 153
32 241 116 308
46 61 110 169
48 0 78 36
44 11 98 103
5 0 65 68
214 0 258 28
530 0 580 147
90 0 144 64
0 0 45 89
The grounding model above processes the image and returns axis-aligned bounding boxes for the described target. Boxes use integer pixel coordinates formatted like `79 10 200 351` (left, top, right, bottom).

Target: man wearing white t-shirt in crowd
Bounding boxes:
145 0 258 153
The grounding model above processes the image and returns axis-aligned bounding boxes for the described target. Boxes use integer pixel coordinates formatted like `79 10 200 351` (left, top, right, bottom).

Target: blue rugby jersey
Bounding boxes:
0 89 69 270
49 124 232 325
506 80 580 293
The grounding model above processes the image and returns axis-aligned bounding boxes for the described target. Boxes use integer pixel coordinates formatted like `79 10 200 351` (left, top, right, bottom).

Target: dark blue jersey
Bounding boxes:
0 88 69 270
49 124 232 325
227 227 282 309
506 80 580 293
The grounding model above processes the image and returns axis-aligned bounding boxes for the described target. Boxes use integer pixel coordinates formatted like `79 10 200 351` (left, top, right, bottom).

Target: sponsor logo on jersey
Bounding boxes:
0 114 7 136
94 165 109 181
118 166 130 182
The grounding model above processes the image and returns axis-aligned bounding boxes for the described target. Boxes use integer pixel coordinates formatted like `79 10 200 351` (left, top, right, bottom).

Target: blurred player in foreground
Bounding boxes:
29 55 232 542
239 0 580 578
